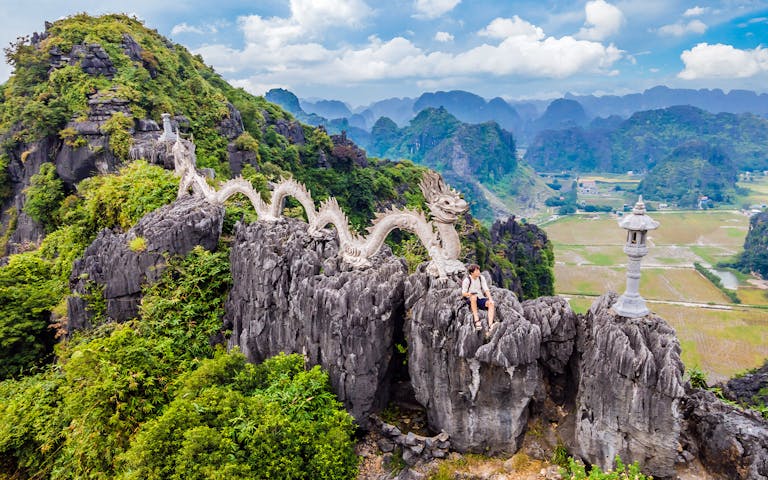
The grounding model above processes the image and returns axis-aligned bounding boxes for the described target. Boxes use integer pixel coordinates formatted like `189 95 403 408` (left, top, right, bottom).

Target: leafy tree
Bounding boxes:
120 352 358 480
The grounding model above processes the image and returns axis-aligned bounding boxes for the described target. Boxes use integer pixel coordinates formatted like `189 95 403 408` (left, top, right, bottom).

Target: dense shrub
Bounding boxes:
121 352 358 479
23 162 65 232
0 252 64 380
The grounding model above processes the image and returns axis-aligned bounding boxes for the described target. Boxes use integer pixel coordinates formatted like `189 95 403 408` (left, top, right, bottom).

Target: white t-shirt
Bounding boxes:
462 275 489 299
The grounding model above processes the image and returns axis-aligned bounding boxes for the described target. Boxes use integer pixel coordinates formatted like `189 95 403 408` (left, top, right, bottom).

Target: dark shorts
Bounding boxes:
464 297 489 310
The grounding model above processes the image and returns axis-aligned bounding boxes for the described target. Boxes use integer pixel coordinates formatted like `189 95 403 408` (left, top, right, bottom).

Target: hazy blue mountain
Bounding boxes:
358 97 416 127
265 89 369 146
265 88 303 115
566 85 768 119
301 99 352 119
413 90 522 132
265 88 325 126
534 98 588 131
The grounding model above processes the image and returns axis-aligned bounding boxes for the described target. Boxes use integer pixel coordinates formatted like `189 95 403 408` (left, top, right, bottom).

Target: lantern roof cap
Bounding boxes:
618 195 660 231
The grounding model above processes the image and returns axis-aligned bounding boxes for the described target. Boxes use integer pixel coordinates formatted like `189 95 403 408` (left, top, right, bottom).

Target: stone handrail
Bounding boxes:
167 132 469 276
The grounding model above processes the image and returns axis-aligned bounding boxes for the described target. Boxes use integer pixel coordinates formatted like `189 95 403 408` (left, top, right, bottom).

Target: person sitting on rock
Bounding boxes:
461 264 495 331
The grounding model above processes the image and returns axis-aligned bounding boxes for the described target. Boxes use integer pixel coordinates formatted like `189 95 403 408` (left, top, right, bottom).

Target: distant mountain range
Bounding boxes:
524 105 768 174
265 87 768 214
269 86 768 148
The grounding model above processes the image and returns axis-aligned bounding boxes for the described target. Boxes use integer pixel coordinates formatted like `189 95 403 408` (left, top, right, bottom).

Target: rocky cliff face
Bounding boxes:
681 389 768 479
573 293 685 478
225 218 408 421
403 271 576 453
59 198 768 479
67 195 223 330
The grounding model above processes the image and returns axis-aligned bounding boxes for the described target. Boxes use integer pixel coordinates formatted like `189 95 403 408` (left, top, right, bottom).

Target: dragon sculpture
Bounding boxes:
168 126 469 277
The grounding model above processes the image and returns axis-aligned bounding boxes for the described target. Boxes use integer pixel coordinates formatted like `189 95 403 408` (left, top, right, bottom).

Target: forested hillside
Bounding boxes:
369 107 550 221
525 105 768 174
0 14 554 478
732 211 768 278
637 142 739 207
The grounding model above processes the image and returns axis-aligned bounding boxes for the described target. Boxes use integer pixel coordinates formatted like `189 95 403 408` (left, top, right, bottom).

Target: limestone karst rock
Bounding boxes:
681 388 768 479
573 292 686 479
224 217 408 421
67 195 223 330
404 270 577 452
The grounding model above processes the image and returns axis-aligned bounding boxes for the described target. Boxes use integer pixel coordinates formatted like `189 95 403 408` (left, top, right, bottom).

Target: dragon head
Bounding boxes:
420 171 469 223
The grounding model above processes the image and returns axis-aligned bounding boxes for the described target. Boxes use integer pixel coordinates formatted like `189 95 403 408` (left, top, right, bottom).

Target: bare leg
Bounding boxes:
488 301 496 327
470 296 481 329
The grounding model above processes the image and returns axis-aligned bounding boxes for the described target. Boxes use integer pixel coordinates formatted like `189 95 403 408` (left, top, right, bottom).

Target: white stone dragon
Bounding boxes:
169 130 469 276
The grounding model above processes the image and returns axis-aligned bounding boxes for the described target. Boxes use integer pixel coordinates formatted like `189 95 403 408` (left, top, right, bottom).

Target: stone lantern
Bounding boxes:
158 113 177 142
613 196 660 318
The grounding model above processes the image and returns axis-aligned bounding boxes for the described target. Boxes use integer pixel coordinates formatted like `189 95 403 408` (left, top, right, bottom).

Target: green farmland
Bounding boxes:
543 209 768 383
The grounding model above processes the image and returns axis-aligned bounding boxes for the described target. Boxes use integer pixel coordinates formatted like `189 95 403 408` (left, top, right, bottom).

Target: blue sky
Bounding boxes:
1 0 767 106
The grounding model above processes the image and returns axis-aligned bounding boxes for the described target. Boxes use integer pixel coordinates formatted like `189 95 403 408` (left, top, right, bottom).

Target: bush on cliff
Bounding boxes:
0 242 358 479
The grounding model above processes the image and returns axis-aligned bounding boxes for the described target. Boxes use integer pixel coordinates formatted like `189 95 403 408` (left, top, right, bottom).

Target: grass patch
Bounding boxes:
565 297 593 314
650 302 768 382
128 236 147 252
690 245 739 266
738 288 768 306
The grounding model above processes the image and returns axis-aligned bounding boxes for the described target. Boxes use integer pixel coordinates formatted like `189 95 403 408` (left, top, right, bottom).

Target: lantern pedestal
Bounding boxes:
613 197 659 319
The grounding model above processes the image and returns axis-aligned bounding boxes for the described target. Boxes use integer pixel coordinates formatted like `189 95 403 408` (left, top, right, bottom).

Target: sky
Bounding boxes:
1 0 767 106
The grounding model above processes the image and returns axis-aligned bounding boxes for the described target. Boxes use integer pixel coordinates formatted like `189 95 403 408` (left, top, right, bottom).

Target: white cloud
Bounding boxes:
658 19 707 36
576 0 625 41
171 22 220 36
171 23 204 35
197 9 622 94
478 16 544 41
683 6 707 17
679 43 768 79
290 0 372 29
413 0 461 19
237 0 373 49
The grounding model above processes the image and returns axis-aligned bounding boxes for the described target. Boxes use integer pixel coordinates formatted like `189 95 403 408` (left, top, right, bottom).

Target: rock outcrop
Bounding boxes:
3 136 57 253
681 389 768 479
723 360 768 406
67 195 223 330
225 217 408 421
573 293 686 478
404 270 577 453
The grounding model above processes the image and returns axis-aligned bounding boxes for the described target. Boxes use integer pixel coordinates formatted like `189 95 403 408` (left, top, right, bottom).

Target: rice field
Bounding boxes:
543 209 768 382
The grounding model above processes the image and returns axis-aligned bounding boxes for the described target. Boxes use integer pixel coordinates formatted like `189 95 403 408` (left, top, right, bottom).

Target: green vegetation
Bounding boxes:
0 161 178 378
638 143 738 207
0 244 358 479
0 252 63 379
128 235 147 252
101 111 134 160
560 456 651 480
730 212 768 278
23 163 65 232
